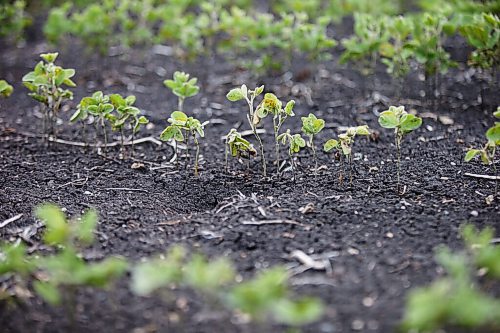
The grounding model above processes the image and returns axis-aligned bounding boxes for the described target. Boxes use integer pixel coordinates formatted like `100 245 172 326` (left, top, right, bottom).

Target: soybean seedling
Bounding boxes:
107 94 148 157
0 80 13 98
379 16 413 101
465 108 500 199
324 125 370 186
277 129 306 180
34 204 128 326
72 91 114 150
160 111 207 176
301 113 325 176
378 106 422 194
256 93 295 176
22 52 75 139
164 71 200 112
225 128 257 173
226 84 267 176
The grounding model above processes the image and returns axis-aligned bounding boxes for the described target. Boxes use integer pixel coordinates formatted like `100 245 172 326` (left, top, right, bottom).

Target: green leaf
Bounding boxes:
254 85 264 96
34 281 61 305
160 126 184 142
77 209 98 245
486 124 500 144
400 114 423 132
324 139 339 152
378 110 399 129
273 298 324 325
40 52 59 63
355 125 370 135
464 149 480 162
35 204 70 246
284 100 295 116
226 88 245 102
0 80 14 97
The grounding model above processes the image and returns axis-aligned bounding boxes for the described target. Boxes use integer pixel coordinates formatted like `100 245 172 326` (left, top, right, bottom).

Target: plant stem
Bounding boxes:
310 135 317 177
273 117 280 177
193 134 200 177
289 150 296 181
349 153 353 186
178 97 184 112
396 132 402 194
339 154 344 186
101 117 107 157
246 97 267 176
184 130 190 172
225 141 229 173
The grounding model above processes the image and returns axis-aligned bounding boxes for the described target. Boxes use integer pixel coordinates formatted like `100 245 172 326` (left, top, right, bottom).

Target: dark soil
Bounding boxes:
0 20 499 333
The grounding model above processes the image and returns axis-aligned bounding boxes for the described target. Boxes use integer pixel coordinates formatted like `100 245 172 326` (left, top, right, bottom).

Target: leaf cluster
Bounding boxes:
163 71 200 100
324 125 370 156
301 113 325 137
22 52 75 107
378 105 423 139
0 80 13 98
402 224 500 331
465 108 499 164
131 247 323 326
225 128 256 158
160 110 205 143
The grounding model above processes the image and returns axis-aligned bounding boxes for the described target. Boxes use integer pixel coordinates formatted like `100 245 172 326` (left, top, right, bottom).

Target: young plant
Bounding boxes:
324 125 370 186
459 13 500 106
378 106 422 193
465 108 500 198
340 13 388 94
164 71 200 112
401 225 500 332
34 204 127 323
407 14 457 105
301 113 325 176
256 93 295 175
0 80 13 98
72 91 114 150
22 52 75 139
107 94 149 157
225 128 257 173
379 16 414 101
160 111 207 176
226 84 267 175
277 130 306 180
131 247 323 328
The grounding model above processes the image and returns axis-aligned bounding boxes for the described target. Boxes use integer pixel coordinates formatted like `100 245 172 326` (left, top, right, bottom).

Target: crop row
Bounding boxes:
1 52 499 197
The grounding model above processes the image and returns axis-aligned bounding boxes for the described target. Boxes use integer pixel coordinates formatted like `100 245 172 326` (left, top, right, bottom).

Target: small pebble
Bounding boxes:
352 319 365 331
470 210 479 217
84 191 92 195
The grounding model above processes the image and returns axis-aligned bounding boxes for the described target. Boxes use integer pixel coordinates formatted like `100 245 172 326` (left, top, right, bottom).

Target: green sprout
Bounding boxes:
22 52 75 139
459 13 499 106
378 106 422 193
160 111 207 176
225 128 257 173
277 130 306 180
34 203 128 324
256 93 295 176
340 13 388 94
379 16 414 101
164 71 200 112
0 80 13 98
107 93 149 157
401 225 500 332
226 84 266 176
324 125 370 186
131 247 323 328
301 113 325 176
406 14 457 105
465 108 500 198
72 91 114 152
